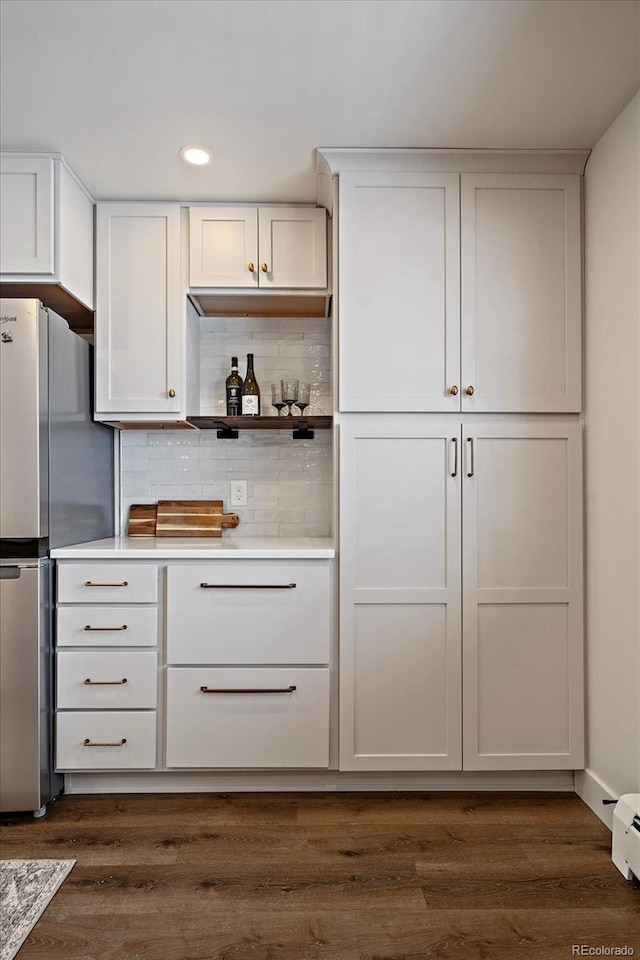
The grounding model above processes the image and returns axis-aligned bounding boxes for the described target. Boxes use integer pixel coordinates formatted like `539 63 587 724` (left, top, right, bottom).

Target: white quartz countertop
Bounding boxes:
51 536 335 559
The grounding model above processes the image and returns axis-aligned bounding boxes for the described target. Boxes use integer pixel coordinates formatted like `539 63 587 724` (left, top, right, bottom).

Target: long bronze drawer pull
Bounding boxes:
199 582 296 589
84 678 128 685
84 625 128 632
467 437 475 478
83 738 127 747
200 685 297 694
84 581 128 587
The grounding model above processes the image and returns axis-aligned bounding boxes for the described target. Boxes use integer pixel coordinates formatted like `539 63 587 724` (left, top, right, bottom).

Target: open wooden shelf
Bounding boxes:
187 415 332 439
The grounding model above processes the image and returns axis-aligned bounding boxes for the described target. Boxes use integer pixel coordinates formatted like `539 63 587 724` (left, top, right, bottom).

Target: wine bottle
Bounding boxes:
225 357 243 416
241 353 260 415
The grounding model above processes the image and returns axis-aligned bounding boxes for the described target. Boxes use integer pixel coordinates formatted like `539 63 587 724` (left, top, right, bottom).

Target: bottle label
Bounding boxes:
242 395 259 415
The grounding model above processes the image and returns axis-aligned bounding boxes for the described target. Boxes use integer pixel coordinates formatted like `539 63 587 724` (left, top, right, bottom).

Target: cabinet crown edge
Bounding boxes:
315 148 590 177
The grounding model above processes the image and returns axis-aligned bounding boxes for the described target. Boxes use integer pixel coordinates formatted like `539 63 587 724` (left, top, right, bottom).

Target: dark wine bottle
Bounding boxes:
241 353 260 415
225 356 243 416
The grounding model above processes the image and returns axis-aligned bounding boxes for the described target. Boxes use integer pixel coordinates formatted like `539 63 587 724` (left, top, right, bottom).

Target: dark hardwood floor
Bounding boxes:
1 791 638 959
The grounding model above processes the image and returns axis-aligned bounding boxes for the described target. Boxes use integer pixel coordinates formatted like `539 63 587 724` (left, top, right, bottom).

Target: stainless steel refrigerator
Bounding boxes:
0 298 114 816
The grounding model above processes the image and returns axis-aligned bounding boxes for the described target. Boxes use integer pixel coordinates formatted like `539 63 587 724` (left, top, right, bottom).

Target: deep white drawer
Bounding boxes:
57 607 158 647
56 651 157 708
57 563 158 604
56 711 156 770
166 667 329 768
166 562 331 664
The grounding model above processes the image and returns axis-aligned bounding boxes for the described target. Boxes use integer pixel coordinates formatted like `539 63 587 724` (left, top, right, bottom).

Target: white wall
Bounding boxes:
582 91 640 815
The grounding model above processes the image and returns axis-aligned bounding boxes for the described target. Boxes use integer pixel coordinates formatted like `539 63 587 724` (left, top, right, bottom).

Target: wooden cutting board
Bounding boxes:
128 501 240 537
128 504 158 537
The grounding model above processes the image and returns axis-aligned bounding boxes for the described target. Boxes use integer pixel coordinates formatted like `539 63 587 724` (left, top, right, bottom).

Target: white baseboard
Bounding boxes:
64 769 575 795
574 768 618 830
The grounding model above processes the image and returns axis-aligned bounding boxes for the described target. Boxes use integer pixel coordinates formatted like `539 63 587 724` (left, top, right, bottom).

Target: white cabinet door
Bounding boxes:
189 206 258 287
338 173 460 412
258 207 326 288
0 156 54 274
462 420 584 769
95 203 183 416
339 419 462 770
461 175 582 412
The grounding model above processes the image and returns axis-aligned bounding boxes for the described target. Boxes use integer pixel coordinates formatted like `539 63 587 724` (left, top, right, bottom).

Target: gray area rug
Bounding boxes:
0 859 75 960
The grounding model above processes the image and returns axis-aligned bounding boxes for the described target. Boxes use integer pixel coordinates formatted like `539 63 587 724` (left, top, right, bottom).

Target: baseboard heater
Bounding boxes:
612 794 640 881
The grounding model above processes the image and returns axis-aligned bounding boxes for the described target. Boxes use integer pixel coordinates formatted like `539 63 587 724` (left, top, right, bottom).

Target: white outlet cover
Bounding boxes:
230 480 248 507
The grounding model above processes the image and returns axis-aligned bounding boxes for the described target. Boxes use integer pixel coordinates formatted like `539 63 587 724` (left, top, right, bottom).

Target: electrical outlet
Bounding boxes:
230 479 248 507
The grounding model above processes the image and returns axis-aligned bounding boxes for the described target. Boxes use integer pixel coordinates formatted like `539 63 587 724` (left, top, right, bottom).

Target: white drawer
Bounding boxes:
166 562 331 664
166 667 329 768
56 711 157 770
57 563 158 604
57 607 158 647
56 651 157 708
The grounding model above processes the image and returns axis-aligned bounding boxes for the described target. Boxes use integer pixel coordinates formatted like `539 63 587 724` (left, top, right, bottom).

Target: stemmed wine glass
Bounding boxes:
296 382 310 415
271 383 285 416
280 378 299 417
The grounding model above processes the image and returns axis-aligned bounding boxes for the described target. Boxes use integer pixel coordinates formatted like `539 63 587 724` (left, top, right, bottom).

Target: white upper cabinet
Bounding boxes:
0 154 94 309
189 205 326 289
461 175 582 412
335 167 582 414
338 172 460 412
189 207 258 287
95 203 183 420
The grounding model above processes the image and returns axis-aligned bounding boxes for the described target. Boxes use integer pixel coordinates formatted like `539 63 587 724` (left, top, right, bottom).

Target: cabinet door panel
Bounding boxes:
258 207 326 288
462 421 583 769
340 420 462 770
189 207 258 287
338 173 460 412
353 604 449 757
95 204 182 415
461 175 581 412
0 157 54 274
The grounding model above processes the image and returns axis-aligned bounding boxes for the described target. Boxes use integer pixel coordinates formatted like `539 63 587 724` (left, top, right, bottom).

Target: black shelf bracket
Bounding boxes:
214 421 239 440
292 419 314 440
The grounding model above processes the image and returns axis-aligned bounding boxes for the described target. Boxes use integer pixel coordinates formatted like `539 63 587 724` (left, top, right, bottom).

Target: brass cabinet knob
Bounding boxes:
247 262 255 272
449 385 459 396
168 388 176 398
261 262 268 273
465 385 475 396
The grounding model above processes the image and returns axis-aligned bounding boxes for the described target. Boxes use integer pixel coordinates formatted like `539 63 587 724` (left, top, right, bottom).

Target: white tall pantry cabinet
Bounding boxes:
319 149 588 774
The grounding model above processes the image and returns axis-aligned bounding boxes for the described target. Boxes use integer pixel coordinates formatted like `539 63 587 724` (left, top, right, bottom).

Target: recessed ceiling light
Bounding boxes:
179 145 211 166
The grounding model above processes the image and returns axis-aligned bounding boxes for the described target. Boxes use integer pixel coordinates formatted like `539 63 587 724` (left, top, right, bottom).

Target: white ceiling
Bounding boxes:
1 0 639 202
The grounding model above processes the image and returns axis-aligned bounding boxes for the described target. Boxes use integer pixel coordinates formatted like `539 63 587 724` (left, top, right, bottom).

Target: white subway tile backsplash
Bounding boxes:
120 314 333 537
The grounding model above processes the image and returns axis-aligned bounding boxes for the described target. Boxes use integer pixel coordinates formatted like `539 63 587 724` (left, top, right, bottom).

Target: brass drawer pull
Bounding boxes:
84 678 128 686
83 738 127 747
84 581 128 587
84 625 128 632
200 685 297 695
199 582 296 589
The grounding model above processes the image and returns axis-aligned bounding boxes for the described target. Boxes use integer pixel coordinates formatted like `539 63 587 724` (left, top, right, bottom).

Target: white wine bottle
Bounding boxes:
225 356 243 416
241 353 260 415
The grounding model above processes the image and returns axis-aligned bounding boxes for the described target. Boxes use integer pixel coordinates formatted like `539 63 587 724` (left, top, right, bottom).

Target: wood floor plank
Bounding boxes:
1 791 637 960
354 908 640 960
